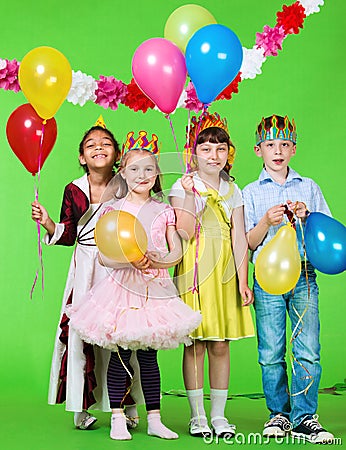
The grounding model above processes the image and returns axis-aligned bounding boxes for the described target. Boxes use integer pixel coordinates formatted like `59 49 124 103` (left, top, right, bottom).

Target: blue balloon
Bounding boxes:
185 24 243 104
305 212 346 275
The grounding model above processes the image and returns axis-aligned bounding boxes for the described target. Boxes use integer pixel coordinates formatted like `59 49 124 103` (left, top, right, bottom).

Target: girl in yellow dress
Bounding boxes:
169 112 255 438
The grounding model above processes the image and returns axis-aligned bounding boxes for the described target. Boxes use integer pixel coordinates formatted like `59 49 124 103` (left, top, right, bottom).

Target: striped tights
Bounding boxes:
107 347 161 411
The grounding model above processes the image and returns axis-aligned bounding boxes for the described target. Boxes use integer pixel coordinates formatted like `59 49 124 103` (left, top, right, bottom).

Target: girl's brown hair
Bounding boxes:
191 126 236 181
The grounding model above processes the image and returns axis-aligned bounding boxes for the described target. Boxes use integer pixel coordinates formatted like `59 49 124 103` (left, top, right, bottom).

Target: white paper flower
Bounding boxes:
0 59 7 70
67 70 97 106
176 89 188 110
299 0 324 16
240 46 266 80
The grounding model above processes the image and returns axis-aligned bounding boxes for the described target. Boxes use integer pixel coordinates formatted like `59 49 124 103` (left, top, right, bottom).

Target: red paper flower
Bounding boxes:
216 73 242 101
122 78 155 113
0 59 20 92
184 82 204 113
276 2 306 35
95 75 127 110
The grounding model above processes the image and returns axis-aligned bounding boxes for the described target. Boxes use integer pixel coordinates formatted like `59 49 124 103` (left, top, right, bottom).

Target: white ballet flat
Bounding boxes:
189 415 212 437
211 416 236 437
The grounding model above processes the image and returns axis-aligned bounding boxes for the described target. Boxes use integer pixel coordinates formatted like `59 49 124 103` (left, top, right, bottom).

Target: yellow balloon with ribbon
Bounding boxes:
255 224 301 295
164 4 217 53
95 210 148 263
18 46 72 120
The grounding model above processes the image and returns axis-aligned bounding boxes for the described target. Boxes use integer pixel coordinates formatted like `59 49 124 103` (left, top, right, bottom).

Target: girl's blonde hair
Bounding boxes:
115 149 163 200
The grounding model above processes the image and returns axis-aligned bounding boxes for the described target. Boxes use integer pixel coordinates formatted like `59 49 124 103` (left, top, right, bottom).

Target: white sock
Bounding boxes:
147 412 178 439
210 388 229 428
110 409 132 440
186 388 206 420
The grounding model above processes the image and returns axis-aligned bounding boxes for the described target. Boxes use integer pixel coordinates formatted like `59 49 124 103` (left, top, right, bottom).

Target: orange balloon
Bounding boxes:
255 224 301 295
95 210 148 262
18 46 72 120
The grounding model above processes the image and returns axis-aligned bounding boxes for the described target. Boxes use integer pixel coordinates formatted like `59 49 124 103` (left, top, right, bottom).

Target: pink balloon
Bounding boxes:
132 38 187 114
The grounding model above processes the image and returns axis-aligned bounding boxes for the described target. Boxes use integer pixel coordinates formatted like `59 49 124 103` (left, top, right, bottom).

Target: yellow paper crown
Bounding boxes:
121 131 160 159
186 112 229 150
185 112 234 168
94 115 106 129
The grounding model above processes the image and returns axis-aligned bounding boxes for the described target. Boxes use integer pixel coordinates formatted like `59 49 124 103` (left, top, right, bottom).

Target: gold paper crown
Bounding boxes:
186 112 229 150
94 115 106 129
121 131 160 159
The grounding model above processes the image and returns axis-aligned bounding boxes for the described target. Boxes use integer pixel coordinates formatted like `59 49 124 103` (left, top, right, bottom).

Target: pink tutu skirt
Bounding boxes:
68 267 201 351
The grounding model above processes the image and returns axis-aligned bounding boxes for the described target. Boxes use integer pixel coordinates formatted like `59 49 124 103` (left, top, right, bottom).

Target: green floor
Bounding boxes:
3 391 345 449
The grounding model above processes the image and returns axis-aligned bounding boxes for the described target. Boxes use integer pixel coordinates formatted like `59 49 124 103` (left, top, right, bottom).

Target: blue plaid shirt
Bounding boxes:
242 167 331 264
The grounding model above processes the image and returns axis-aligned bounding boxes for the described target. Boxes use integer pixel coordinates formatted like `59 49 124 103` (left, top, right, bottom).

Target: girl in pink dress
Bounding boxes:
69 131 201 441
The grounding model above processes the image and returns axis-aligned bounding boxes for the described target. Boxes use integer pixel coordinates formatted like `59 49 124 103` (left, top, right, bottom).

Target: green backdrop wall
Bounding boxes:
1 0 344 405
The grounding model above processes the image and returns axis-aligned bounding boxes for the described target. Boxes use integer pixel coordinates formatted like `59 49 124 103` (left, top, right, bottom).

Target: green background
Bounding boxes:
1 0 345 448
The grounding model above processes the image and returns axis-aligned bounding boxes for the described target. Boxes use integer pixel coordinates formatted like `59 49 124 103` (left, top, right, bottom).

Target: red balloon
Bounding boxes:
6 103 57 175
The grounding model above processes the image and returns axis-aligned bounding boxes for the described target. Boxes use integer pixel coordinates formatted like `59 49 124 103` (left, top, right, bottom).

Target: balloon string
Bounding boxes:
30 122 45 299
192 211 201 294
185 110 192 173
187 106 209 294
116 347 134 408
288 217 313 397
186 104 209 174
166 114 185 173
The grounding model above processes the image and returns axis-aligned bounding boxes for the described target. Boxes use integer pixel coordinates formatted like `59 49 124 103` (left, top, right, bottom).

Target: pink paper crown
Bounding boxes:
121 130 160 159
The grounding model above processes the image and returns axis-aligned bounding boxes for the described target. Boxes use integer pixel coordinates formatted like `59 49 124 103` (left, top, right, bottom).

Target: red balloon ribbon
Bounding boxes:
30 122 45 299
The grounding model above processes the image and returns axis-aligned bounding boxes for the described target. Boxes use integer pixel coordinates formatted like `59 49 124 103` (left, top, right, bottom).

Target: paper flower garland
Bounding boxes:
95 75 127 111
299 0 324 15
0 0 324 114
67 70 98 106
0 58 20 92
276 2 306 34
255 25 286 57
239 47 266 80
122 78 155 113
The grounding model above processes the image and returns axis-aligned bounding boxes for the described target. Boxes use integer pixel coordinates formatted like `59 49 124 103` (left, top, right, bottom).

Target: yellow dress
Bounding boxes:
175 184 254 340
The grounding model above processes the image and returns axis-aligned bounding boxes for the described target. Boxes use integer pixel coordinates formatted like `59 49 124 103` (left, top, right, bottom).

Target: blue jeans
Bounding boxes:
254 263 321 427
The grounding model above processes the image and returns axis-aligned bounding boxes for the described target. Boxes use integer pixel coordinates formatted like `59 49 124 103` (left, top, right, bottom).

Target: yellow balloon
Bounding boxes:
164 4 217 53
95 210 148 263
18 46 72 120
255 224 301 295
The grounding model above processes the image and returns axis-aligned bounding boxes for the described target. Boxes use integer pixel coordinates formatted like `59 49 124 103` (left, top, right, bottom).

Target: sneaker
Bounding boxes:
75 411 97 430
263 414 291 437
189 415 212 437
291 415 334 444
